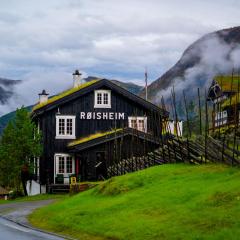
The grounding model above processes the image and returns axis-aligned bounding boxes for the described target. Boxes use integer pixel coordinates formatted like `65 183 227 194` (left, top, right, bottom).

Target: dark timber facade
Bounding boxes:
32 75 168 188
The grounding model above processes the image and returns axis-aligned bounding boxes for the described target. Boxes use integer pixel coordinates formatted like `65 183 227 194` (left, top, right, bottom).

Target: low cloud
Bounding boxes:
0 0 239 115
157 32 240 105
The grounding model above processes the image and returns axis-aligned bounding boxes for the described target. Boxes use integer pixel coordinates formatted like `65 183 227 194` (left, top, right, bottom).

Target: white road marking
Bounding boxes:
4 223 32 233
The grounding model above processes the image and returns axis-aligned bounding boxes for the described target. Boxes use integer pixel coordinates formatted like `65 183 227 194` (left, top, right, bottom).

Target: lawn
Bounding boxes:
29 164 240 240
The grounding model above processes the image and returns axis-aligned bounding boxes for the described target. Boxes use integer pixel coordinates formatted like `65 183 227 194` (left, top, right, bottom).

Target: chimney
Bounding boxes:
72 70 82 88
38 89 49 104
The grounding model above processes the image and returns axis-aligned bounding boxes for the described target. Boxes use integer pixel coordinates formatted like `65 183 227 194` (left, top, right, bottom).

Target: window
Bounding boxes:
128 117 147 132
131 119 138 129
215 111 227 127
56 115 76 139
66 156 73 173
55 154 75 184
94 90 111 108
55 154 75 175
58 156 65 173
138 119 145 132
33 157 40 179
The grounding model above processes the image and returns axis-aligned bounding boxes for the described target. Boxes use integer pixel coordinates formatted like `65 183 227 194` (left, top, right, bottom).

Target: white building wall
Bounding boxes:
26 180 46 196
166 121 183 137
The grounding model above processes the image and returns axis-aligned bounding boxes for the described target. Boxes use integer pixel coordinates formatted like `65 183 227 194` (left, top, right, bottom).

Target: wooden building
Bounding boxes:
31 71 168 191
0 186 9 200
207 75 240 130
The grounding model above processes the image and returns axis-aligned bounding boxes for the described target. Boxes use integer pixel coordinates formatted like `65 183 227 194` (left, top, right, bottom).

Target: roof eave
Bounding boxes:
68 128 160 152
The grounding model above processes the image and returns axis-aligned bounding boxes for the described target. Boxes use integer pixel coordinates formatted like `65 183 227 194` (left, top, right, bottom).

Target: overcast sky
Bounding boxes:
0 0 239 104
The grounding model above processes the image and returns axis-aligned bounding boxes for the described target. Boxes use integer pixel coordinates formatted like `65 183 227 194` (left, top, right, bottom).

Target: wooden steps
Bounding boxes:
48 184 70 194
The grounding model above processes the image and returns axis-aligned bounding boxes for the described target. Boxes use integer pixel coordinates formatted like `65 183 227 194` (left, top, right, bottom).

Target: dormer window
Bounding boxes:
56 115 76 139
94 90 111 108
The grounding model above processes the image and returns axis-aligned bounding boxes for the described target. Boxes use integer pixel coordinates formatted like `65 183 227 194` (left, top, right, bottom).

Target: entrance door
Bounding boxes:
55 154 75 184
95 152 107 180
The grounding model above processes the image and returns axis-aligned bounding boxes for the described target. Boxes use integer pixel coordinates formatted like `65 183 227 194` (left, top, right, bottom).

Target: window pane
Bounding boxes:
138 119 145 132
58 157 65 173
103 93 108 104
131 119 138 129
59 118 65 135
66 156 72 173
66 119 73 135
97 93 102 104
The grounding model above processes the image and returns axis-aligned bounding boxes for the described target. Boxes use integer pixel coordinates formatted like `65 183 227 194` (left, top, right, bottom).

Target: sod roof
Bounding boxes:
214 75 240 92
68 129 122 147
32 78 168 117
222 92 240 108
68 127 161 153
32 79 100 111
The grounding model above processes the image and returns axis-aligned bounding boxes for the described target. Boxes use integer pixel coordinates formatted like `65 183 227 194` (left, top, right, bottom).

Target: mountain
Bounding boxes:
142 26 240 102
85 76 143 95
0 77 21 104
0 105 33 135
110 80 143 95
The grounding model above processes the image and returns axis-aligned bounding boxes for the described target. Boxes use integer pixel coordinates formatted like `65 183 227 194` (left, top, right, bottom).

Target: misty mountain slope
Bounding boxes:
143 26 240 102
85 76 143 94
0 78 21 104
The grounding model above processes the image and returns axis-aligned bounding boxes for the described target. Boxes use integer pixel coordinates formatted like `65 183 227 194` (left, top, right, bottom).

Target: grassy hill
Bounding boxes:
29 164 240 240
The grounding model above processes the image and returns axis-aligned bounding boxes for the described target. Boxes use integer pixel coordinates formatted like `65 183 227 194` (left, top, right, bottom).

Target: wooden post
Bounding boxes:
198 88 202 135
171 87 184 162
204 89 208 162
183 90 191 162
161 96 172 162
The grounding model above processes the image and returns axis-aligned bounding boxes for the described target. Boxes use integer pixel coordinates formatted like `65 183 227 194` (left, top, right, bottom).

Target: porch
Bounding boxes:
48 182 95 194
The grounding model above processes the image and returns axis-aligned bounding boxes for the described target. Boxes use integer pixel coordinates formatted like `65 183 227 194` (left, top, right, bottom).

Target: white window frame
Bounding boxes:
215 110 228 126
56 115 76 139
94 90 111 108
54 153 75 184
128 116 147 133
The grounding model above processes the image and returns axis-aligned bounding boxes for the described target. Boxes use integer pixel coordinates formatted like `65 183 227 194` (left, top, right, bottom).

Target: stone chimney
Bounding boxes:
72 70 82 88
38 89 49 104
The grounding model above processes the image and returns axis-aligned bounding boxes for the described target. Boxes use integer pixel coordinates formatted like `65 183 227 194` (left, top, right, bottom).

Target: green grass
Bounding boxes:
68 129 122 147
32 80 99 111
29 164 240 240
214 75 240 92
0 194 66 205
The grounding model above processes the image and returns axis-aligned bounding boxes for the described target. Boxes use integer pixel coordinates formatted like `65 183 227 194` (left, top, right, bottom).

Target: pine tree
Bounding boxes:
188 100 196 119
0 107 42 195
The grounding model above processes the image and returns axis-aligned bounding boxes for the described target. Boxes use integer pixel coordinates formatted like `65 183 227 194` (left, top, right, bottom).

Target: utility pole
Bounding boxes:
145 67 148 101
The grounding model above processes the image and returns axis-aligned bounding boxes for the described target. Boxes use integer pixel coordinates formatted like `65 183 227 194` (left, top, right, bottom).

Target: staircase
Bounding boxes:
48 184 70 194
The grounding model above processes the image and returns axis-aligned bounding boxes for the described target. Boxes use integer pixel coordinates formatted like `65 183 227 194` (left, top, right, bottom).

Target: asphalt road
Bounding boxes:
0 200 55 225
0 217 64 240
0 200 65 240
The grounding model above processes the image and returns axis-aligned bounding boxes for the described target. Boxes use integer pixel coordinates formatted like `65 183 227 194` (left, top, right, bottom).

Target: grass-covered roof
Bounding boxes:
214 75 240 92
32 80 99 111
68 129 122 147
222 92 240 108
